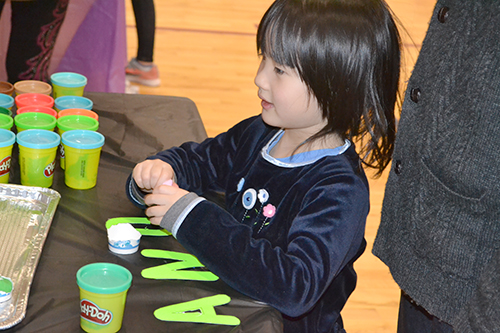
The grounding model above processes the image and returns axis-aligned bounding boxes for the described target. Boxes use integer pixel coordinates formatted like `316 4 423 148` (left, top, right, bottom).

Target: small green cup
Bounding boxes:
0 129 15 183
57 115 99 169
16 129 60 187
62 130 104 189
51 72 87 99
77 263 132 333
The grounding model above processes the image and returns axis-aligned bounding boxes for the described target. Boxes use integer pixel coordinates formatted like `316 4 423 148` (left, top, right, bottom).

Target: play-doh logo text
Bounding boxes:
0 156 11 176
80 299 113 325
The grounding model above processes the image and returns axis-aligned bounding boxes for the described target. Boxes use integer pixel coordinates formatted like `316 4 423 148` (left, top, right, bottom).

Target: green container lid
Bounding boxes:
57 114 99 132
14 112 56 131
0 107 12 117
0 114 13 130
76 263 132 294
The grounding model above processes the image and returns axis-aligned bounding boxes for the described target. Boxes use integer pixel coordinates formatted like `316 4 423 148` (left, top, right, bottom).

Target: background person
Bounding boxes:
0 0 69 83
125 0 160 87
373 1 500 332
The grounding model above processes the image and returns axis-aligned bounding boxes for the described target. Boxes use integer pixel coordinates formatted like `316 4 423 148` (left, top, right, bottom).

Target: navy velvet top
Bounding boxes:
127 116 369 332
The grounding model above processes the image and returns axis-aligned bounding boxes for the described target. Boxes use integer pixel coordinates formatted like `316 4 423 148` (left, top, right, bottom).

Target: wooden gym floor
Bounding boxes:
125 1 437 331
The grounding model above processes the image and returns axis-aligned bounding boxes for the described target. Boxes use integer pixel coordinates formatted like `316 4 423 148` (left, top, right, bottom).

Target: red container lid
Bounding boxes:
16 105 57 118
15 93 54 108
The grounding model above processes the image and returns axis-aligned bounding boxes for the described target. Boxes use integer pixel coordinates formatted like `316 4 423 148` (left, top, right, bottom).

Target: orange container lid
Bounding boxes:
57 108 98 120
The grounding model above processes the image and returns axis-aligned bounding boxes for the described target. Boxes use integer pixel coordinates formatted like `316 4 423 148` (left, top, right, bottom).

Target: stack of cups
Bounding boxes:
51 72 87 99
61 130 105 190
16 129 60 187
0 129 15 183
57 115 99 169
76 263 132 333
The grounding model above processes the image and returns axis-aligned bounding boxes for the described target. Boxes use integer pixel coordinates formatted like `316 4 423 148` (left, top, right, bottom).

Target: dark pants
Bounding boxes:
131 0 156 63
0 0 69 83
398 291 455 333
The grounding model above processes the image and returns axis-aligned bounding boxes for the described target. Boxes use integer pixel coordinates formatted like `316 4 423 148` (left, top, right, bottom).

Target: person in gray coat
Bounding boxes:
373 1 500 332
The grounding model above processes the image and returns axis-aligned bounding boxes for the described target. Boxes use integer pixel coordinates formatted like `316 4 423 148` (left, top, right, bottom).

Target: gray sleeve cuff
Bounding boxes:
159 192 206 238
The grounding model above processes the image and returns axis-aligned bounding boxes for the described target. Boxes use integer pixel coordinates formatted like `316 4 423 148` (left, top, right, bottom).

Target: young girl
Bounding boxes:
126 0 400 331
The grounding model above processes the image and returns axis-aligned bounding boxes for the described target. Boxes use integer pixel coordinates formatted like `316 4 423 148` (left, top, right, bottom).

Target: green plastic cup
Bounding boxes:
57 115 99 169
62 130 104 189
57 115 99 132
14 112 57 132
0 114 13 130
77 263 132 333
51 72 87 99
16 129 60 187
0 129 15 183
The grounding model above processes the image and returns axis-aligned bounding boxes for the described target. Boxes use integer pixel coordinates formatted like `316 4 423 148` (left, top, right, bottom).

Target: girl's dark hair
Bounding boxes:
257 0 400 176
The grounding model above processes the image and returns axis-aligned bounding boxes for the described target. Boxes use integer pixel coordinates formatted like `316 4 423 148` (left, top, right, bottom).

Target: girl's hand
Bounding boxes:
144 183 188 225
133 159 175 192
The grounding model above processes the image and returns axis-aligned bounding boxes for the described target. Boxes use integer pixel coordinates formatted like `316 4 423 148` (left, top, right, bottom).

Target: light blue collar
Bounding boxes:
261 130 351 168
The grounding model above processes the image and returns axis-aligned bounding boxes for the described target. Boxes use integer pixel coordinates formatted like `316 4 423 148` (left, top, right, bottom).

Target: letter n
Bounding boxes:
141 249 219 281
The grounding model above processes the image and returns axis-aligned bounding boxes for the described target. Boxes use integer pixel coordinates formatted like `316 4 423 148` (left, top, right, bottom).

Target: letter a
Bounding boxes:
154 294 240 326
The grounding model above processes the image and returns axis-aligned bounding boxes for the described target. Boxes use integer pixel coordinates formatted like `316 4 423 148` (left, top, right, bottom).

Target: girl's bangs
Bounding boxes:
257 9 302 70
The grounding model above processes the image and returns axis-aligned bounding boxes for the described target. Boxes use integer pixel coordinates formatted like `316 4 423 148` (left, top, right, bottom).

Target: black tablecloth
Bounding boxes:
4 92 283 332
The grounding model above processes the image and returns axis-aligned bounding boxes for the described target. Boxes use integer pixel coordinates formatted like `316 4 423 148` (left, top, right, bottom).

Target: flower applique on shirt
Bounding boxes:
238 178 276 233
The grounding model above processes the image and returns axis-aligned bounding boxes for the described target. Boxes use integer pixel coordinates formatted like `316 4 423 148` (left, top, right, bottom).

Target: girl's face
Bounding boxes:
254 55 327 138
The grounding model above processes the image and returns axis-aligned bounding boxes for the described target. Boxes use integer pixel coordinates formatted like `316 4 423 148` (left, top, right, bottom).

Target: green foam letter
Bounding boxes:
154 294 241 326
106 217 172 236
141 249 219 281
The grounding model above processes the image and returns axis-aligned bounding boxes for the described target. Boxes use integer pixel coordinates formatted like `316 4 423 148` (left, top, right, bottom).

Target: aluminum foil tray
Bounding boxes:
0 184 60 330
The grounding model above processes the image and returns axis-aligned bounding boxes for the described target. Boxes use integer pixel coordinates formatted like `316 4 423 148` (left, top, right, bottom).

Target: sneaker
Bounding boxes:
125 79 140 94
125 58 161 87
